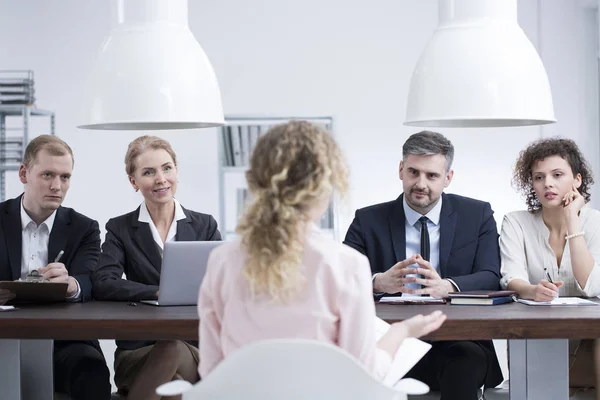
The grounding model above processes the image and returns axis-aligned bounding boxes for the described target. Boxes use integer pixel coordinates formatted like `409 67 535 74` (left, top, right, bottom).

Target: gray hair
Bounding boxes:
402 131 454 171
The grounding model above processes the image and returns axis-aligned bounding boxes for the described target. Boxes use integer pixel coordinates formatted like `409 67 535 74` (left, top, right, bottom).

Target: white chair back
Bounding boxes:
165 339 411 400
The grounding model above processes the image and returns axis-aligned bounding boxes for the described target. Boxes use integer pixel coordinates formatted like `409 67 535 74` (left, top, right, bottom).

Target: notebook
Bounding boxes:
448 290 517 298
448 290 516 305
450 296 514 306
516 297 599 306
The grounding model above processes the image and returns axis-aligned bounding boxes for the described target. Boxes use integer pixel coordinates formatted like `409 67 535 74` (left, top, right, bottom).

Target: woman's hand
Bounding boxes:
391 310 447 339
377 310 446 359
563 184 585 218
532 279 564 302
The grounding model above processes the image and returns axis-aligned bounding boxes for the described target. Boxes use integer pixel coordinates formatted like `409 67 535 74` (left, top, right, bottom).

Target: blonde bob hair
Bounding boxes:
124 135 178 176
236 120 349 302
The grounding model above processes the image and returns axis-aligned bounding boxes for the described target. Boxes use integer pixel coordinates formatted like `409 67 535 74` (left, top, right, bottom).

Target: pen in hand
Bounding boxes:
545 270 554 284
54 250 64 263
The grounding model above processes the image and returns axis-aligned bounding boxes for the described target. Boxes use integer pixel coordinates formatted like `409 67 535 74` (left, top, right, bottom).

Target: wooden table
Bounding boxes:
2 300 599 400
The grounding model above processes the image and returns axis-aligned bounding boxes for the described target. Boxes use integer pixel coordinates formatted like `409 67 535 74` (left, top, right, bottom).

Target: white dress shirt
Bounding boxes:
20 199 81 299
138 198 187 254
402 196 442 295
500 207 600 297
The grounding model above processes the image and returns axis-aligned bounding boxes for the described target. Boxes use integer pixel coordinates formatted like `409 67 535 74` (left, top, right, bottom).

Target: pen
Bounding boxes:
54 250 64 263
544 268 553 284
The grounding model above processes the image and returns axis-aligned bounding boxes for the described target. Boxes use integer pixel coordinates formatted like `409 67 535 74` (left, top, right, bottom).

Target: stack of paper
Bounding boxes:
379 296 445 304
516 297 599 306
374 316 431 394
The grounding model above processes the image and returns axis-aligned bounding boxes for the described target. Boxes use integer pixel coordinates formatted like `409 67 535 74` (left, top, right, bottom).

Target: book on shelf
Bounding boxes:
221 129 233 167
248 125 260 158
239 125 250 166
229 126 243 167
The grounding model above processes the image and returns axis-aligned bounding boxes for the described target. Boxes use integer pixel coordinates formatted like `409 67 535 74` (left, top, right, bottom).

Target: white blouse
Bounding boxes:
138 198 186 255
500 207 600 297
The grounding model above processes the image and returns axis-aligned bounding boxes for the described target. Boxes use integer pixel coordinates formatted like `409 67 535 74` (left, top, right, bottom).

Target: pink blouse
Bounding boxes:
198 225 392 379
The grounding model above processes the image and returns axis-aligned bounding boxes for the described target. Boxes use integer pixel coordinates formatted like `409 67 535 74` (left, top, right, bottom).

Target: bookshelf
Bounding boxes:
0 71 55 201
218 116 339 240
0 105 55 201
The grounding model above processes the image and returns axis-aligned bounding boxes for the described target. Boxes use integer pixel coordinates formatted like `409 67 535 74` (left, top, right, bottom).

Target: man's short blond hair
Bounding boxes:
22 135 74 168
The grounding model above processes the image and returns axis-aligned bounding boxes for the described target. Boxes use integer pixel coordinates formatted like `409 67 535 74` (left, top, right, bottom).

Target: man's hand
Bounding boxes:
39 263 78 297
373 255 420 293
410 255 454 298
0 289 15 305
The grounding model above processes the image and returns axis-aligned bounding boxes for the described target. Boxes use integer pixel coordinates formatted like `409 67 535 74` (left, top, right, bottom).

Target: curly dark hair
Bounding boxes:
513 137 593 213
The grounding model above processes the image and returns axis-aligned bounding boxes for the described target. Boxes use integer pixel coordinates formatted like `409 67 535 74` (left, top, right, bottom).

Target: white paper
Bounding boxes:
379 296 445 304
383 337 432 387
517 297 599 306
0 305 15 311
374 315 392 341
374 316 432 391
155 380 192 396
393 378 430 395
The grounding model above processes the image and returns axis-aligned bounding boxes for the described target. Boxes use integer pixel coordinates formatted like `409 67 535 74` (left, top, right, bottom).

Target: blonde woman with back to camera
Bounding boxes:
198 121 446 380
92 135 221 400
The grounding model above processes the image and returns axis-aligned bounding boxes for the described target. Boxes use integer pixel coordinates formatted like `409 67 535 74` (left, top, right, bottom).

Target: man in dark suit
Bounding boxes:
344 131 503 400
0 135 111 400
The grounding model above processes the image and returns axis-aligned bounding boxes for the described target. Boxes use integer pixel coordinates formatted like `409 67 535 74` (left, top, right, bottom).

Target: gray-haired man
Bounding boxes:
344 131 503 400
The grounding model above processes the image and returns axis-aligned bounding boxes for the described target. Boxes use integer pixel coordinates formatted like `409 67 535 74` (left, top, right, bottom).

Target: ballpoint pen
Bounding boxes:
544 268 554 284
54 250 64 263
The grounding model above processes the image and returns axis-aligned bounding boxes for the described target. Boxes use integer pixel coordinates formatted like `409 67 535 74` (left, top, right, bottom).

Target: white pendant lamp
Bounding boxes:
404 0 556 128
78 0 224 130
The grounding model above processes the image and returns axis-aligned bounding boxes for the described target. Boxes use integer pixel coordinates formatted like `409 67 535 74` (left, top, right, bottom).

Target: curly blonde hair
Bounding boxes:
236 120 349 302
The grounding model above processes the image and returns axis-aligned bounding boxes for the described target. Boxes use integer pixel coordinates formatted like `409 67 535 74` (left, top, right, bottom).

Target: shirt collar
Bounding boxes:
138 198 187 223
20 197 57 232
403 194 443 226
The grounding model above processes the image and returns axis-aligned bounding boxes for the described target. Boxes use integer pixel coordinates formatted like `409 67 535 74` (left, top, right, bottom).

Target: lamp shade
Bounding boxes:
404 0 556 128
78 0 224 130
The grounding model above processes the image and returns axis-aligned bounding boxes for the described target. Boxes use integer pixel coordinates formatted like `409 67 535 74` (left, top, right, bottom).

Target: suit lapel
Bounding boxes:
48 207 69 264
389 194 407 264
4 195 23 280
175 207 195 241
132 208 163 273
439 193 457 277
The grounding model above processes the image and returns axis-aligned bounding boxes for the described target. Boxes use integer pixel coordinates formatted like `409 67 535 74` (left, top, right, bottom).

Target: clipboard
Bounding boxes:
0 281 67 304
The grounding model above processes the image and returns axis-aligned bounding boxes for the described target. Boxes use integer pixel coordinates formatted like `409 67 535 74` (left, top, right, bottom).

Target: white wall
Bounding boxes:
0 0 598 392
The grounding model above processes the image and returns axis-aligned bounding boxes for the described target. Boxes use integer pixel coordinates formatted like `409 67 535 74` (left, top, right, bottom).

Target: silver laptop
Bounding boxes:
141 241 222 306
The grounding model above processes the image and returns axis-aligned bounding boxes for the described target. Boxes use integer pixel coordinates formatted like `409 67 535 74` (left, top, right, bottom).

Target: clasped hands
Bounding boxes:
373 254 454 298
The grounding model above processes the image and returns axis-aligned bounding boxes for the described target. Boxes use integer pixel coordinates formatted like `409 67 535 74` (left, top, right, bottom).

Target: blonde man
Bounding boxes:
0 135 110 400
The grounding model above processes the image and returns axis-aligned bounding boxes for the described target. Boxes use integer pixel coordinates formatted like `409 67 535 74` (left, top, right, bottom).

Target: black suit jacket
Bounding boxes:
343 193 503 387
92 205 221 350
344 193 502 291
0 194 102 353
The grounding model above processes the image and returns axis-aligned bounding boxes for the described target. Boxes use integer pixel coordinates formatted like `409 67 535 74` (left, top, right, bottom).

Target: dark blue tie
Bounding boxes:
419 216 430 262
418 216 430 295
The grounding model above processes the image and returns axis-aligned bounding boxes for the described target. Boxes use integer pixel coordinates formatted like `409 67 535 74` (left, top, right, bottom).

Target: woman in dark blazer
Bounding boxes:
92 135 221 400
